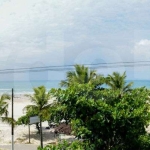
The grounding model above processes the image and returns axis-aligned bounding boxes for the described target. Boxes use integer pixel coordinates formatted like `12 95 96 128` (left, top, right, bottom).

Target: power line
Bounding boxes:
1 60 150 72
0 61 150 74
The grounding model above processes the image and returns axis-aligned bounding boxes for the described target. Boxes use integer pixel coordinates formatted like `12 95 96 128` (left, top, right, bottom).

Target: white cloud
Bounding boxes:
138 39 150 46
132 39 150 60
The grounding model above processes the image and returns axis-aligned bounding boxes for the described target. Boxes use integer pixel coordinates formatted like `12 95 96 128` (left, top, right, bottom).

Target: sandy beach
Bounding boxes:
0 95 74 145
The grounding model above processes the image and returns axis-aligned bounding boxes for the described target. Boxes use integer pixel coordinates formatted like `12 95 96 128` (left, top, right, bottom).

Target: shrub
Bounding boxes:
51 85 150 149
37 140 95 150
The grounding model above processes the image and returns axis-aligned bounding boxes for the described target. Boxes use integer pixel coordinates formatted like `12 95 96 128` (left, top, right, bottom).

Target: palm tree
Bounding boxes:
24 86 52 117
23 86 52 148
60 64 103 87
106 72 133 94
0 94 10 116
0 94 13 124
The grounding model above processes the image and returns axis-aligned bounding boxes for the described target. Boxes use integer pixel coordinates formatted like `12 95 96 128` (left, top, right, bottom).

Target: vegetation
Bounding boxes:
15 65 150 149
17 86 53 132
106 72 133 94
60 64 104 87
0 94 10 117
37 140 95 150
50 84 150 150
17 110 37 125
0 94 15 124
23 86 52 120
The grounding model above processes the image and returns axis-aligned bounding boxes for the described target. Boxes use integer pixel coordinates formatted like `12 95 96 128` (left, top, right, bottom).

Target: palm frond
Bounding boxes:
1 94 11 101
1 117 16 126
0 94 10 118
22 86 53 121
60 64 100 87
106 72 133 93
23 104 38 113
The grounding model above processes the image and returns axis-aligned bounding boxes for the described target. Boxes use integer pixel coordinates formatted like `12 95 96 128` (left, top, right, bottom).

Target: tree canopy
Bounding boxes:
23 86 52 119
50 84 150 150
0 94 14 125
60 64 104 87
18 86 52 125
106 72 133 94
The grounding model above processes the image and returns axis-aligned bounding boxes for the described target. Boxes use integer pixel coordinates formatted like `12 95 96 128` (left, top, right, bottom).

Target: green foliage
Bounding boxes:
17 115 29 125
106 71 133 94
138 134 150 149
24 86 52 118
37 140 95 150
0 93 15 125
17 86 53 126
16 109 38 125
60 64 104 87
0 93 10 117
50 83 150 149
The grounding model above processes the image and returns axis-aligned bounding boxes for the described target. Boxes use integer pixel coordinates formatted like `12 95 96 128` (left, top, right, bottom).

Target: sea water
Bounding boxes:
0 80 149 95
0 80 61 95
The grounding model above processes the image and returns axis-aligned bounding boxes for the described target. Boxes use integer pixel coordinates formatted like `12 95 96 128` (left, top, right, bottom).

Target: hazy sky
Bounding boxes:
0 0 150 81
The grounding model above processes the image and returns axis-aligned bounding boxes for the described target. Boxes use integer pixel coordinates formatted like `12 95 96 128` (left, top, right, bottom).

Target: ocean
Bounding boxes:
0 80 61 95
0 80 149 95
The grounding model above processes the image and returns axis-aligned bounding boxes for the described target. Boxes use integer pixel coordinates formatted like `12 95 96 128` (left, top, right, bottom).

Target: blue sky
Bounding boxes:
0 0 150 81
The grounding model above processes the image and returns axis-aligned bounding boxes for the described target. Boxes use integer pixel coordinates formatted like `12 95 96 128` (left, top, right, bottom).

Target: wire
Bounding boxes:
90 63 150 69
1 60 150 72
0 61 149 74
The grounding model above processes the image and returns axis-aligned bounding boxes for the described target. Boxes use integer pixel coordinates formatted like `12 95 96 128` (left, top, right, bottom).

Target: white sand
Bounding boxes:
0 95 75 145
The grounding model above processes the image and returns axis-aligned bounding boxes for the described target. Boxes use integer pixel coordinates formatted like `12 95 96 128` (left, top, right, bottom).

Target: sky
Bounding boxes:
0 0 150 81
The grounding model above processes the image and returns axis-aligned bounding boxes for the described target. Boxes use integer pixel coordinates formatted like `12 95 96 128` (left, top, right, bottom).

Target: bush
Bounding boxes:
37 140 95 150
51 85 150 149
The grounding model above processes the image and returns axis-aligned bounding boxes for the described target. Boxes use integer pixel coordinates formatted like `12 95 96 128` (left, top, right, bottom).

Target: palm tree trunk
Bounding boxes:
40 118 43 148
